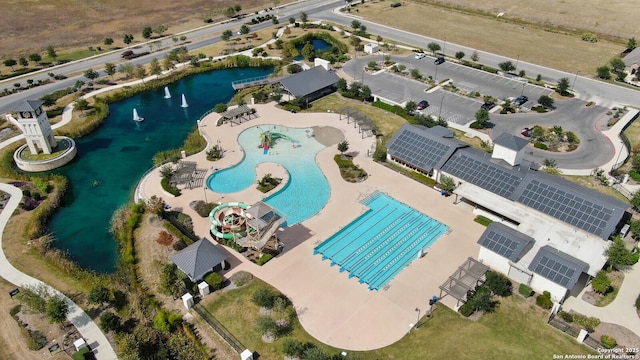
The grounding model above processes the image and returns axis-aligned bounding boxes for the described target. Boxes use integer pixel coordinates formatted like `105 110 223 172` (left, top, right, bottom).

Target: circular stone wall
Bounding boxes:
14 136 77 172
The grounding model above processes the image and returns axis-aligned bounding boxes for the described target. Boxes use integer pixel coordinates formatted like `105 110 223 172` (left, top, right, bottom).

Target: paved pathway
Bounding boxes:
0 183 117 359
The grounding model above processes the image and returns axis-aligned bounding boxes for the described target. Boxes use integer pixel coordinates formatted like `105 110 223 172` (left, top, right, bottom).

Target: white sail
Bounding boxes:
164 87 171 99
133 108 144 122
181 94 189 108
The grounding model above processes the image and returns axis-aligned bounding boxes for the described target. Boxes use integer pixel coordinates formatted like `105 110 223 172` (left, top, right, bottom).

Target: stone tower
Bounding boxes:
14 100 57 154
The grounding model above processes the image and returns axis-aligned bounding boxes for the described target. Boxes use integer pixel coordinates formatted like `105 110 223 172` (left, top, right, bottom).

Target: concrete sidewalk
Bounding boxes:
0 183 117 359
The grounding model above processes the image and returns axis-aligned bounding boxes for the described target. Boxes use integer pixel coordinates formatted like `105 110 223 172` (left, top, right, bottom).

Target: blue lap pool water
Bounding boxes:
314 192 449 291
206 125 330 225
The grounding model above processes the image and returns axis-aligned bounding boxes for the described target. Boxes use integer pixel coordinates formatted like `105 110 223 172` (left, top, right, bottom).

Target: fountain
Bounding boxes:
181 94 189 108
164 86 171 99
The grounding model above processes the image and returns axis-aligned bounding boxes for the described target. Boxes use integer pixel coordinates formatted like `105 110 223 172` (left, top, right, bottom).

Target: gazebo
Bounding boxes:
170 239 228 281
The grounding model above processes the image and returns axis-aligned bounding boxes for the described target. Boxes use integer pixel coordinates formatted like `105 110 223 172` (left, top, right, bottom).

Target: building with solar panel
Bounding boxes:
387 124 630 301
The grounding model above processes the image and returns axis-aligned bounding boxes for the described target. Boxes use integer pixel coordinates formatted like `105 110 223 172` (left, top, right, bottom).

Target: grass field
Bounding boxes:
354 1 624 75
203 278 594 359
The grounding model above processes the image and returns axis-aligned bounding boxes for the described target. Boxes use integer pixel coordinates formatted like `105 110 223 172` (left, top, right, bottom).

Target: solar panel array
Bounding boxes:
389 130 449 171
442 153 523 198
517 179 612 237
529 246 587 288
477 225 532 262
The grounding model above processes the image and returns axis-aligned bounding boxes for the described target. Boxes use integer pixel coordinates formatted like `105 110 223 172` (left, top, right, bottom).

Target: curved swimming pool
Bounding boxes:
207 125 330 225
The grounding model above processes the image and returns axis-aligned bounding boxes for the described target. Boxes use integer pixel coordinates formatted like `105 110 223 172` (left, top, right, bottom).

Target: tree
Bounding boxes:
591 270 612 294
3 59 16 71
597 65 612 80
427 42 441 55
630 219 640 239
118 63 134 78
75 98 90 114
133 64 147 82
40 94 56 107
351 20 361 30
609 57 626 72
361 85 371 100
367 60 377 70
543 158 557 169
221 30 233 41
224 7 237 18
455 51 465 60
484 271 512 297
252 288 277 308
88 285 111 308
555 77 571 95
439 175 456 193
376 35 383 44
358 25 367 34
628 37 638 51
336 78 348 92
350 35 361 48
470 50 479 62
606 236 636 268
104 37 113 46
46 297 68 324
300 12 308 24
538 95 554 108
632 191 640 212
158 263 181 297
301 42 315 61
410 68 421 79
289 17 296 24
214 103 228 113
46 45 57 60
28 53 42 63
234 4 241 12
154 25 168 37
142 27 153 39
256 316 278 340
104 63 116 79
337 140 349 155
100 312 121 333
405 100 417 114
474 108 490 127
149 58 162 76
84 68 99 81
498 61 516 73
123 33 134 44
240 24 250 35
19 57 28 67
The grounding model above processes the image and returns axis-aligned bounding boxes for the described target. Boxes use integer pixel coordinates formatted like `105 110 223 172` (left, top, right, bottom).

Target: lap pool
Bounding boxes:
314 192 449 290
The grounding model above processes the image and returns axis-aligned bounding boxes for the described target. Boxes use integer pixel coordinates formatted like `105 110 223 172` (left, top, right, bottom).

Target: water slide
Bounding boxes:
209 202 251 239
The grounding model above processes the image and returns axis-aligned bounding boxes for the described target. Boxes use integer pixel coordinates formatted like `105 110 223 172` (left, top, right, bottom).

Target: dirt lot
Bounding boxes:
355 1 625 75
422 0 640 40
0 0 272 55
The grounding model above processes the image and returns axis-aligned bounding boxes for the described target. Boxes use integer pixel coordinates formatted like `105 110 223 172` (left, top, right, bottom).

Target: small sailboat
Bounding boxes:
181 94 189 108
133 108 144 122
164 86 171 99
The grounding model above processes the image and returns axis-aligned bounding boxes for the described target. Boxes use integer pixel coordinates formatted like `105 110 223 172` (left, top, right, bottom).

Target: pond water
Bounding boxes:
294 38 333 60
48 67 273 273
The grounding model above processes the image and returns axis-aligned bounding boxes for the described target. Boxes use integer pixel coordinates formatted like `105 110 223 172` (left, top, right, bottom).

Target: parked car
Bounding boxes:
514 95 529 106
417 100 430 110
415 53 426 60
481 101 495 110
120 50 134 58
434 56 445 65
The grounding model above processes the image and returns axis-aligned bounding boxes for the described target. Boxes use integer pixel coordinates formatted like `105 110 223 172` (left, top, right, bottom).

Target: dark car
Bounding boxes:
120 50 134 58
481 101 495 110
434 56 445 65
514 95 529 106
417 100 429 110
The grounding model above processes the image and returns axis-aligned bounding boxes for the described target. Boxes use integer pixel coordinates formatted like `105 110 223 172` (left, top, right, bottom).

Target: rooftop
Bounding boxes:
280 66 340 98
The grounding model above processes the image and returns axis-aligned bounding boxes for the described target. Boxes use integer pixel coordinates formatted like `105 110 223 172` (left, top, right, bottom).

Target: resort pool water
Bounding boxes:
314 192 449 291
207 125 330 225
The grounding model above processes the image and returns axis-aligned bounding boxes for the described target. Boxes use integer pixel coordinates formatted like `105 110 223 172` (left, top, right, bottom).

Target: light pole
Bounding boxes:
515 54 520 70
572 70 580 89
520 82 526 97
438 96 444 121
203 185 208 203
415 307 421 328
442 37 447 56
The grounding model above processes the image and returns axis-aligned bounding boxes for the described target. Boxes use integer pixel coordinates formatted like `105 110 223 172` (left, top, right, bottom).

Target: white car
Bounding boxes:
415 53 426 60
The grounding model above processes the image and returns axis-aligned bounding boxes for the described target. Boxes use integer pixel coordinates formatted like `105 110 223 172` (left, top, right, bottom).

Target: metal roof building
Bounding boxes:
170 239 228 281
279 66 340 102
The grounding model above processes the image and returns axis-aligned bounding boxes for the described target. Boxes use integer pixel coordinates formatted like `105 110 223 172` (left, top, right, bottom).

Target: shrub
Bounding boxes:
473 215 493 226
282 338 306 357
459 301 474 317
257 253 274 266
536 291 553 309
533 142 548 150
601 335 617 349
485 271 513 297
572 314 600 332
27 330 47 350
9 304 21 318
518 284 533 297
636 294 640 309
390 2 402 8
481 65 499 74
161 177 181 196
558 311 574 322
204 272 225 291
582 32 598 42
172 239 187 251
194 201 216 217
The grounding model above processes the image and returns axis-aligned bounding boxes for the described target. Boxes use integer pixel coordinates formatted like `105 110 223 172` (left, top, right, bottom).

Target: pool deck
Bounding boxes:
139 102 484 351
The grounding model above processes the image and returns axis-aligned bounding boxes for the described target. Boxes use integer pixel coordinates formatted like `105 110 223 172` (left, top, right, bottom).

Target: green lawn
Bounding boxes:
305 94 408 143
202 279 594 359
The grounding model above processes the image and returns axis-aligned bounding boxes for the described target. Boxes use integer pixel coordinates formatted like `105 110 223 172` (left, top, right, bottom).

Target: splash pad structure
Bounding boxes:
209 202 251 239
258 130 300 154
